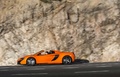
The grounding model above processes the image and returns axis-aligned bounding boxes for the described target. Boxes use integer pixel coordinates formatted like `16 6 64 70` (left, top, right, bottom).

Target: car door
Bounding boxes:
35 53 56 63
44 54 56 63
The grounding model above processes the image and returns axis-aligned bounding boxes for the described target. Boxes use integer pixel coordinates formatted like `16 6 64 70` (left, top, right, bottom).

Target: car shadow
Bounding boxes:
73 59 89 64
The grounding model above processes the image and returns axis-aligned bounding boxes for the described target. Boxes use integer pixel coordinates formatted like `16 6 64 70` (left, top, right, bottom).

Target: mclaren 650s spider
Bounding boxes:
17 50 75 66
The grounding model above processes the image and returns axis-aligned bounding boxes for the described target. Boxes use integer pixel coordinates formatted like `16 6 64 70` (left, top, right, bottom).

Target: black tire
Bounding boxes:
26 57 36 66
62 56 72 64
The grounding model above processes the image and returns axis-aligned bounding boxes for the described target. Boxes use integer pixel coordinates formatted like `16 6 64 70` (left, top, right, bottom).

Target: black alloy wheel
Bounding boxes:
26 57 36 66
62 56 72 64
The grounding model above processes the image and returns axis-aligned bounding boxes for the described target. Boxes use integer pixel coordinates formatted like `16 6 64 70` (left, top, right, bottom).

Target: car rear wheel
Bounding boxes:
26 57 36 66
62 56 72 64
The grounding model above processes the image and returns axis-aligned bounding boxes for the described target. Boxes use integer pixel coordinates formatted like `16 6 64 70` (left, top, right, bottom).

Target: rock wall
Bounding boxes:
0 0 120 66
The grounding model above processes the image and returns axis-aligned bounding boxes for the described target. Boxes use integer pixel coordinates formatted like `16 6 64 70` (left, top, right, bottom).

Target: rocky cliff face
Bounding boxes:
0 0 120 66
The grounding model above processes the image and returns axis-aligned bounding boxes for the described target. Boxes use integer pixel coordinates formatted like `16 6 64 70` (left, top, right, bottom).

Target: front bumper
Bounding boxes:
17 58 24 64
17 61 21 64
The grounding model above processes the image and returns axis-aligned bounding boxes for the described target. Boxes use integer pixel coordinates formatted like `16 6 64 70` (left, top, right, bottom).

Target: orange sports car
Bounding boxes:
17 50 75 66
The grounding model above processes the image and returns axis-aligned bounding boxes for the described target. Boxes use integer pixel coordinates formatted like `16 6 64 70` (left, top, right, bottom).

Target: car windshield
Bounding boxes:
33 50 55 55
33 50 44 55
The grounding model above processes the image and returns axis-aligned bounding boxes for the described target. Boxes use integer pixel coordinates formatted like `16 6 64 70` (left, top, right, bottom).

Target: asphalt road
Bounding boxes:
0 62 120 77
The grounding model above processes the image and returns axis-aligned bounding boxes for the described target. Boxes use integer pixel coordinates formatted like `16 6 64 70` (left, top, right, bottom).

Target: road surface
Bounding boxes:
0 62 120 77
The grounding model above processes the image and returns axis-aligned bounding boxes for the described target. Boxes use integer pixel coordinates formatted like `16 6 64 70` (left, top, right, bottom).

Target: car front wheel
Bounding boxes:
26 57 36 66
